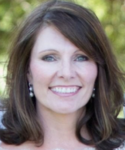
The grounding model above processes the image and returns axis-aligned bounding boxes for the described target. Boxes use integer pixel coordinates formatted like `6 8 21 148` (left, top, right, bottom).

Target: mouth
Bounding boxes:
49 86 81 97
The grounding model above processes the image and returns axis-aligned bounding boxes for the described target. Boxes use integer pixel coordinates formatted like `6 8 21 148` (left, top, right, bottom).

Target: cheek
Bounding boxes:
87 66 97 83
30 61 57 83
78 63 97 84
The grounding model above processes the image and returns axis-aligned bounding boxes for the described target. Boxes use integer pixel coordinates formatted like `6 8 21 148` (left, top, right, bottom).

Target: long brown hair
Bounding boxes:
0 0 125 149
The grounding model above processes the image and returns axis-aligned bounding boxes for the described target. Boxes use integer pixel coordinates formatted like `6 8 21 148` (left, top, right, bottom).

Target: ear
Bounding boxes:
27 68 33 84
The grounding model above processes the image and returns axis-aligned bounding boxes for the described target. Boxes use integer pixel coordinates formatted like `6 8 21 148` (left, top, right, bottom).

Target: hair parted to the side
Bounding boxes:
0 0 125 149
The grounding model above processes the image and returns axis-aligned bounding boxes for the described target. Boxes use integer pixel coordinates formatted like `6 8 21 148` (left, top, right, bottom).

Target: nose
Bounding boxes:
57 60 76 81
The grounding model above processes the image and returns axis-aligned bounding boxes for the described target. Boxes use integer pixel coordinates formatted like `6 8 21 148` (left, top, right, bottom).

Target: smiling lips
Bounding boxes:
50 86 81 97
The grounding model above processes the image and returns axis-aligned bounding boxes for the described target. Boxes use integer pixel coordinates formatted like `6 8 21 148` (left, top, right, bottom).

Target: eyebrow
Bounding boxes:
38 49 84 54
39 49 58 54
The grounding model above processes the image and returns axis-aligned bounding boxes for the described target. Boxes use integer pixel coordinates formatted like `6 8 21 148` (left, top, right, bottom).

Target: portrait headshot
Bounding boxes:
0 0 125 150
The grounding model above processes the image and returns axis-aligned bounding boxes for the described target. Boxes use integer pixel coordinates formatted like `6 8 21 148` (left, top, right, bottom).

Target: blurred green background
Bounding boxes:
0 0 125 116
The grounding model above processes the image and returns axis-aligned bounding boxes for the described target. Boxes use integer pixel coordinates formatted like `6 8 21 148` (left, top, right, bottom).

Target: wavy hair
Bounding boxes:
0 0 125 149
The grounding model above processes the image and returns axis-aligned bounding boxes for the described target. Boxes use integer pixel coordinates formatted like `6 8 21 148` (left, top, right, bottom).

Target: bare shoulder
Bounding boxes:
0 142 33 150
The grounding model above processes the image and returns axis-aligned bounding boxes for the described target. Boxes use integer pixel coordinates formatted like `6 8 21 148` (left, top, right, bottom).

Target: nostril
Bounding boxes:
57 65 76 79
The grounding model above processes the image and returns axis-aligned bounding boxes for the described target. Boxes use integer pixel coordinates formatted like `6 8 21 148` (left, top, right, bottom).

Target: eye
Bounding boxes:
42 55 56 62
75 55 89 62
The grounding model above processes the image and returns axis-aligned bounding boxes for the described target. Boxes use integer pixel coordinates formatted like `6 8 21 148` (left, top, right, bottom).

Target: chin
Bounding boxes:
53 106 81 115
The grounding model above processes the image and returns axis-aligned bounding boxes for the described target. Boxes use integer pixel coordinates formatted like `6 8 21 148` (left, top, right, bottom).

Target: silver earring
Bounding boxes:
29 83 34 97
92 88 95 98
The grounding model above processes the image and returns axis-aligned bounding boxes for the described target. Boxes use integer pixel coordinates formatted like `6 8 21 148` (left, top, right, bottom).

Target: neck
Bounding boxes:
36 104 91 150
37 104 82 135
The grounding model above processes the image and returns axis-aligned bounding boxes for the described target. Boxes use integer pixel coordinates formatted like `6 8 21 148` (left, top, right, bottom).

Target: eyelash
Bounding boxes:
41 54 88 62
74 55 89 62
42 55 56 62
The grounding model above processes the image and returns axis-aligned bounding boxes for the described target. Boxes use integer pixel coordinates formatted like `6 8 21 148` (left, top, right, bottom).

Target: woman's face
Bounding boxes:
27 26 97 114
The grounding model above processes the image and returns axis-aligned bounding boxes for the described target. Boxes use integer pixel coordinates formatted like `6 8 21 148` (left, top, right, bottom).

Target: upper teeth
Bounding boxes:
51 87 79 93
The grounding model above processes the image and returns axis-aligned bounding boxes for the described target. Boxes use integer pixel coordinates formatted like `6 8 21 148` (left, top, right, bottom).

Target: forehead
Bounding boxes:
32 25 80 54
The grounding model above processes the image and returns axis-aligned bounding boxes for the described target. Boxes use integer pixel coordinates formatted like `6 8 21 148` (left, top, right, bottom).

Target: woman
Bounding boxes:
0 0 125 149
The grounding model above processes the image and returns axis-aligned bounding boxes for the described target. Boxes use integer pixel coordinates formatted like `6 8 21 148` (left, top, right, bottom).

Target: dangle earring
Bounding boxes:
92 88 95 98
29 83 34 97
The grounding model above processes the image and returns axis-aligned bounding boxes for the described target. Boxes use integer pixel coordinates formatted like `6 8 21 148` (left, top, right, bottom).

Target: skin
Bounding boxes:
0 26 97 150
28 25 97 115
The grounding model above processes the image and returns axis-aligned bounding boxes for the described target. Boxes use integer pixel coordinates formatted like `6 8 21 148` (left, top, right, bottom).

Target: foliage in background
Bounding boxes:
0 0 41 95
0 0 125 97
78 0 125 67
